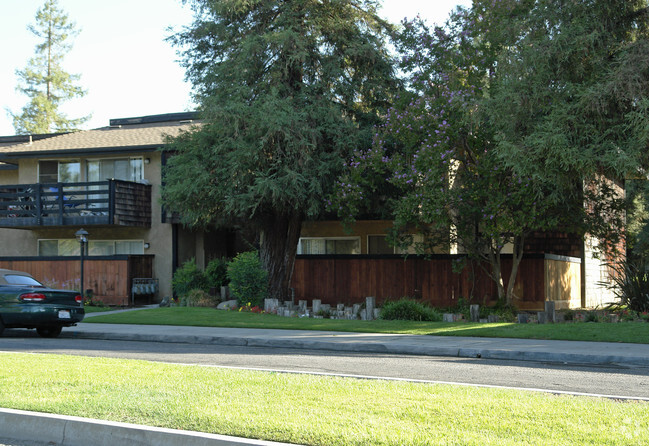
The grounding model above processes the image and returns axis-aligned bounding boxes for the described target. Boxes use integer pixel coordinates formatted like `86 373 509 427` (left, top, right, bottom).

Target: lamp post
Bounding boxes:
75 228 88 298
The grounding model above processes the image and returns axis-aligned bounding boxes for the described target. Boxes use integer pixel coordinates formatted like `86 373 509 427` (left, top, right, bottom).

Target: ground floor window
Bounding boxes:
367 235 395 255
297 237 360 255
38 239 144 256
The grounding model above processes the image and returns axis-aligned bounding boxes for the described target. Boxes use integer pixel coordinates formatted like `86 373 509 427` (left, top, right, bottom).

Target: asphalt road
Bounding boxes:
2 329 649 399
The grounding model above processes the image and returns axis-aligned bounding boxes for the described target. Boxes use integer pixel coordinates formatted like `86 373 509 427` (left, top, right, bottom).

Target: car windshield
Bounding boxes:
3 274 44 287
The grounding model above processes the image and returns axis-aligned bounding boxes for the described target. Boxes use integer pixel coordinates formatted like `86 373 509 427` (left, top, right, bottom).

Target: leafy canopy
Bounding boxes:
162 0 399 299
332 0 649 302
163 0 398 228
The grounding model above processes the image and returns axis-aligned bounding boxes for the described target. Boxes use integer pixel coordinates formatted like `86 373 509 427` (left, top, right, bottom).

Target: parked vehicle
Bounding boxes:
0 269 84 338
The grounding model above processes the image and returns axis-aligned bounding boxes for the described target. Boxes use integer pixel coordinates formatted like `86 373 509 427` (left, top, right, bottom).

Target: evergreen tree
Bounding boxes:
487 0 649 258
335 0 649 303
162 0 399 300
12 0 89 134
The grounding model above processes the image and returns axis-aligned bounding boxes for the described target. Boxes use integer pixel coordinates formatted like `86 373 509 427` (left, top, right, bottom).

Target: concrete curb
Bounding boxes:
62 329 649 367
0 408 298 446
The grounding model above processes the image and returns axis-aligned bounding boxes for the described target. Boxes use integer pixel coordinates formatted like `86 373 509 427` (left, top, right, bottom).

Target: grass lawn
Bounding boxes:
85 307 649 344
1 352 647 446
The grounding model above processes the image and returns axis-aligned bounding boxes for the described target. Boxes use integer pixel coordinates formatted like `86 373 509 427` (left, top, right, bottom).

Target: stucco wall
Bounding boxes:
0 169 18 184
583 235 617 308
0 152 180 302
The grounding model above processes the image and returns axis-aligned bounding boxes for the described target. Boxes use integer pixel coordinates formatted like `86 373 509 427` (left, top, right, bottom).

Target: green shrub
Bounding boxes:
180 288 218 307
489 299 517 322
172 258 208 298
205 257 229 289
605 260 649 313
227 251 268 307
380 298 442 322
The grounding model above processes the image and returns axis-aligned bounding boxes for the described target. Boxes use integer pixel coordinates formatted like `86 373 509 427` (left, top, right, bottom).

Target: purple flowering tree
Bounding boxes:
332 4 558 304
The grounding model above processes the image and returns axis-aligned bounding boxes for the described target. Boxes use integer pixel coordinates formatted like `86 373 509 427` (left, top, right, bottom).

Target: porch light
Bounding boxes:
75 228 89 299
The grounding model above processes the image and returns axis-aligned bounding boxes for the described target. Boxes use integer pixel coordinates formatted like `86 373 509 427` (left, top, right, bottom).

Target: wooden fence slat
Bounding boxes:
0 256 153 306
291 255 581 310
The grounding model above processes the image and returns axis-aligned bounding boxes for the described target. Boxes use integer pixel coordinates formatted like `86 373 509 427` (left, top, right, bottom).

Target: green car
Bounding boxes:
0 269 85 338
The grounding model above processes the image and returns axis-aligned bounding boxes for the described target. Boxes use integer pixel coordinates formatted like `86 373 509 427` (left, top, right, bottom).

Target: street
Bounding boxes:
1 329 649 400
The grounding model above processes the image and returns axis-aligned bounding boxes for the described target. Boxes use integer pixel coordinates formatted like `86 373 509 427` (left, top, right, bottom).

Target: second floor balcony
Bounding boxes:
0 180 151 228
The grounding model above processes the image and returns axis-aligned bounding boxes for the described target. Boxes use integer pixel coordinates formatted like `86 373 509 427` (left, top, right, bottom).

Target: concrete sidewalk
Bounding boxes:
65 316 649 368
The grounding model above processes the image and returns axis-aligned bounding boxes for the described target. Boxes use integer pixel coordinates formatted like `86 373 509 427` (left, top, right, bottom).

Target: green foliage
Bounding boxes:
486 0 647 251
605 260 649 313
332 9 558 303
562 309 575 321
334 0 649 303
180 288 218 308
227 251 268 307
161 0 399 300
626 180 649 263
11 0 89 134
172 258 208 298
380 298 442 322
205 257 229 289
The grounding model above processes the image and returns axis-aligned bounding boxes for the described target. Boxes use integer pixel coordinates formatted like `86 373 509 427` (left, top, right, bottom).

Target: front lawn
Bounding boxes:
85 307 649 344
0 352 646 446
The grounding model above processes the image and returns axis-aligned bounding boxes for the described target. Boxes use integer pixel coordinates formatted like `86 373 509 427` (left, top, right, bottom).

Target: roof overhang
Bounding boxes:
0 144 161 160
0 162 18 170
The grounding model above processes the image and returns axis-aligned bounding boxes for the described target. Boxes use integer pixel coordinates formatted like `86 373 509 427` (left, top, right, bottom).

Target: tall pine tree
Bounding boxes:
12 0 89 134
162 0 399 300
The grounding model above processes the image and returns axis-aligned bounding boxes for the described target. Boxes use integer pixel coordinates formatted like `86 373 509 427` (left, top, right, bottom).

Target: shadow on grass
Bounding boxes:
84 307 649 344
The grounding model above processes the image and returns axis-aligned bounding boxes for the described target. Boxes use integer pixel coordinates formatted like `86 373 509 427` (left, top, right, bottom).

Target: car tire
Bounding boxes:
36 326 63 338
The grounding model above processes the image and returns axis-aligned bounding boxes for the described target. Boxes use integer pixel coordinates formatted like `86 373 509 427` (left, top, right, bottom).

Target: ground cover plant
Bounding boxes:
380 298 442 321
1 352 647 446
85 307 649 344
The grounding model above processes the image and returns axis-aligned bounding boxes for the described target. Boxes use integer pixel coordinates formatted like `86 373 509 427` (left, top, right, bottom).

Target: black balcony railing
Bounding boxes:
0 180 151 228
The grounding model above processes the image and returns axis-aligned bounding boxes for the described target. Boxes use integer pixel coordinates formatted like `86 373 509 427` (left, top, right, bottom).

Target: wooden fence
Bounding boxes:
0 255 154 306
291 254 581 310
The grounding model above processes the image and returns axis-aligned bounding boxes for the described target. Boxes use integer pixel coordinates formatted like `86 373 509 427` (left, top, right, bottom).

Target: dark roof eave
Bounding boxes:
0 144 162 160
0 162 18 170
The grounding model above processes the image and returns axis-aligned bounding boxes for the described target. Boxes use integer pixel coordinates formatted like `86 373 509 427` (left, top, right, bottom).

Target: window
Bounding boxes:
4 275 43 286
87 158 143 183
368 235 395 255
38 239 144 256
38 161 80 183
297 237 360 255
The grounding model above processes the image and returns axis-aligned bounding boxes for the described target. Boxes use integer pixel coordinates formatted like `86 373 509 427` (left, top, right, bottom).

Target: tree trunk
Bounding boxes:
505 235 525 304
259 210 303 301
488 250 507 302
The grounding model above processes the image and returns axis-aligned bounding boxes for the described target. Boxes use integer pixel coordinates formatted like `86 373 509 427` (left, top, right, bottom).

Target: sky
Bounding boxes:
0 0 471 135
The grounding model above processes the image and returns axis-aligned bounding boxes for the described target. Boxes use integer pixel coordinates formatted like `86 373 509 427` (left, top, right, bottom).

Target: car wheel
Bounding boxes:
36 326 63 338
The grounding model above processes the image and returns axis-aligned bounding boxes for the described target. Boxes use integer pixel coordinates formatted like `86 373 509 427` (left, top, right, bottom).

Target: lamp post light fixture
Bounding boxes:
75 228 89 298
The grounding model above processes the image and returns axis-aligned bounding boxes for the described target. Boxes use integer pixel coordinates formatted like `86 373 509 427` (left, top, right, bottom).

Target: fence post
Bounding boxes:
108 180 115 224
35 185 42 225
53 183 64 224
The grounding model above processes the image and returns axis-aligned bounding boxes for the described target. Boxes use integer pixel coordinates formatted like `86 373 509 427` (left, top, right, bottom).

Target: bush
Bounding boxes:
227 251 268 307
380 298 442 322
180 288 218 307
172 258 208 298
605 260 649 313
205 257 229 289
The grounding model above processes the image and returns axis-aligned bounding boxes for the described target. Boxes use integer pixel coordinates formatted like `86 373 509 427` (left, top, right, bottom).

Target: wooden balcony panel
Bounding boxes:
0 180 151 228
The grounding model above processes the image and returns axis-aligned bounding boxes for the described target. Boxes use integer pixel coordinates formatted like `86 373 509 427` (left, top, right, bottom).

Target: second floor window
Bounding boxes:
87 158 143 183
39 161 80 184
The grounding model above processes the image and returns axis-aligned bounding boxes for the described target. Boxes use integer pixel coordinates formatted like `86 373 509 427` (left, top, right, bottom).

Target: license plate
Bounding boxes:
58 310 71 319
